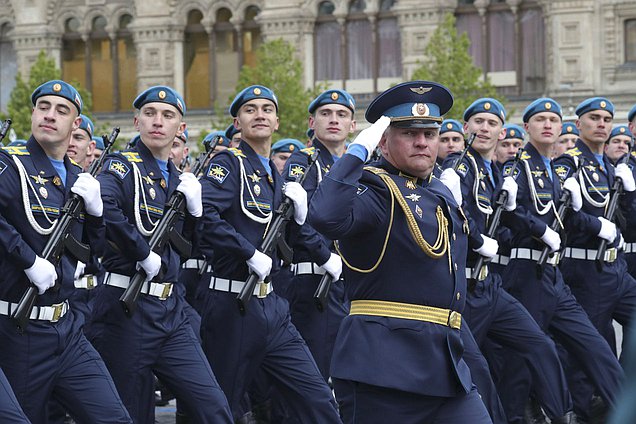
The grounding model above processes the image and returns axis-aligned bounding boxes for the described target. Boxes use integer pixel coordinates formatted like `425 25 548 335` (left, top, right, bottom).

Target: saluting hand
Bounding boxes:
350 116 391 161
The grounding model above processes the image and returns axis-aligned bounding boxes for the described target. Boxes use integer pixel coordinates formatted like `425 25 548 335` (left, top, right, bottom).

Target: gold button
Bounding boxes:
456 292 460 300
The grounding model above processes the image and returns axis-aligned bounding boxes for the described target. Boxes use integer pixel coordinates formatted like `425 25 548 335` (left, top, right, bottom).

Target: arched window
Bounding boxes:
315 1 342 81
243 6 261 68
62 17 86 89
626 19 636 63
116 14 136 111
346 0 372 79
90 15 113 112
214 8 239 103
378 1 401 78
184 9 210 109
0 22 16 113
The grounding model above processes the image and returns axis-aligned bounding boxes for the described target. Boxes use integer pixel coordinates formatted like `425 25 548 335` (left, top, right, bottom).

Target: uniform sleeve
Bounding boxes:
500 161 547 238
97 155 151 261
200 153 258 260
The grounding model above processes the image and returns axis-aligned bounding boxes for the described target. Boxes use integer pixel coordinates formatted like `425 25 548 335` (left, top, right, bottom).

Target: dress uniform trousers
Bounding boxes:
0 367 31 423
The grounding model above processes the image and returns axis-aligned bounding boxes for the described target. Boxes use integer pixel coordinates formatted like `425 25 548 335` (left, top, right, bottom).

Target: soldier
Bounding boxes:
495 123 525 166
308 80 491 423
225 123 242 148
442 98 573 423
0 80 132 423
554 122 578 158
604 125 632 164
270 138 305 175
499 98 622 423
170 128 190 171
91 85 233 423
437 118 465 169
67 114 96 171
554 97 636 422
92 134 105 163
198 85 341 422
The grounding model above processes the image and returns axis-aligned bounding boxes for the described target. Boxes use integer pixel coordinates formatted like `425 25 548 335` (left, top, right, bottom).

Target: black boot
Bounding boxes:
524 398 549 424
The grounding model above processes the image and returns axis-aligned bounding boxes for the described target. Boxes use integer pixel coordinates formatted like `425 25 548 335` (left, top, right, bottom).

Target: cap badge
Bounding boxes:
600 101 607 108
409 86 432 95
567 126 573 133
289 145 295 151
484 102 491 110
254 87 262 95
510 130 516 137
446 123 453 129
158 90 166 100
545 102 552 110
331 92 339 101
620 127 626 133
53 83 62 92
412 103 429 117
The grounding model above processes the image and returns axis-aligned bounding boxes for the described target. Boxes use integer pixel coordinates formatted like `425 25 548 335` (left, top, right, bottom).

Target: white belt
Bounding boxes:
104 273 174 300
74 274 97 289
293 262 326 276
563 247 618 263
466 265 489 281
182 259 211 271
510 248 559 266
489 254 510 266
0 299 69 322
624 243 636 254
208 277 273 298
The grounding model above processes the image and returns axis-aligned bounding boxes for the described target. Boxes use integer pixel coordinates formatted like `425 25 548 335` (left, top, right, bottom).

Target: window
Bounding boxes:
62 17 86 90
243 6 261 68
214 8 239 104
626 19 636 63
117 14 136 111
90 15 113 112
315 2 342 80
184 9 210 109
0 23 16 113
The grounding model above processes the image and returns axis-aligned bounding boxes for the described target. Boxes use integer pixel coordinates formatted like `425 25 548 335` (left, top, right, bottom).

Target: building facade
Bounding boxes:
0 0 635 136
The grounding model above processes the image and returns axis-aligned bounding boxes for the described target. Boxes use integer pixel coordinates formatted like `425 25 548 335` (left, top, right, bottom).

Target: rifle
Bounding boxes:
594 140 635 271
313 272 333 312
0 120 11 144
536 156 582 277
452 133 477 172
11 127 120 332
237 150 319 314
119 137 218 316
471 147 525 281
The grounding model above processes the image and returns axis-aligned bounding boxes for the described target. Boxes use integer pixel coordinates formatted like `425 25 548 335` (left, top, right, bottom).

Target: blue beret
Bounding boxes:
176 129 188 143
31 80 82 114
133 85 186 116
129 134 141 148
7 139 27 147
464 98 506 123
78 114 94 138
271 139 305 154
560 122 579 137
308 89 355 114
440 119 464 135
503 124 526 140
366 80 453 128
203 131 230 148
609 125 633 141
230 85 278 117
628 104 636 123
522 98 562 123
92 136 104 150
224 123 240 141
575 97 614 118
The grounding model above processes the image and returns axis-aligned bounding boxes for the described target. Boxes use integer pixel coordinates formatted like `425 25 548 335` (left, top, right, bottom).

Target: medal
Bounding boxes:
415 205 423 219
160 179 167 188
254 185 261 196
592 173 599 182
53 176 61 186
481 181 486 190
149 187 156 200
39 187 48 199
537 178 544 188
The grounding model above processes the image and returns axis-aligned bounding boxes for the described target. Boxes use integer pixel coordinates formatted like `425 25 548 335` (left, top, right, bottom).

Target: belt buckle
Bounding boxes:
448 311 462 329
159 283 173 300
86 275 95 290
605 248 617 263
51 302 65 322
547 252 560 266
257 282 270 299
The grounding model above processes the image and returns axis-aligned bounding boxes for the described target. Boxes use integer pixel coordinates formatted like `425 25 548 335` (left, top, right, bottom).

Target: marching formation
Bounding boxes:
0 77 635 424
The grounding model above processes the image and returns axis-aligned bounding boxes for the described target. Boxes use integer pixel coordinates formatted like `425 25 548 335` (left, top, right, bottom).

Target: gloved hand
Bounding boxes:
439 168 462 205
71 173 103 217
247 250 272 281
24 256 57 295
540 227 561 252
562 177 582 212
619 234 626 251
474 235 499 259
176 172 203 217
597 217 617 243
615 163 636 192
136 251 161 281
321 253 343 281
283 182 308 225
501 176 517 211
74 261 86 280
350 116 391 161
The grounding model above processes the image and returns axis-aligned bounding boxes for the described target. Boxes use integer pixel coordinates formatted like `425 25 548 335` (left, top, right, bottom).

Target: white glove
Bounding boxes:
24 256 57 295
562 177 582 212
321 253 342 281
615 163 636 192
136 251 161 281
540 227 561 252
439 168 462 205
350 116 391 161
283 182 308 225
619 234 626 251
597 217 617 243
247 250 272 281
177 172 203 217
474 235 499 259
74 261 86 280
71 173 103 217
501 176 517 211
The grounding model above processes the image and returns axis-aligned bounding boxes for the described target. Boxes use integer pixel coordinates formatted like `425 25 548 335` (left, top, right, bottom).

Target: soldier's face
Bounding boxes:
32 96 80 146
134 102 185 151
271 152 291 175
630 119 636 137
309 104 356 145
67 128 95 168
554 134 577 157
495 138 523 163
169 137 189 167
438 131 464 161
380 126 439 178
525 112 561 150
235 99 279 143
464 113 504 157
577 111 612 146
604 135 631 162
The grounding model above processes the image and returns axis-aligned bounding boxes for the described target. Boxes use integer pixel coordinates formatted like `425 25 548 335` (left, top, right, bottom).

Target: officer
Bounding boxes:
554 97 636 421
225 123 242 148
499 98 622 423
554 122 579 158
67 114 96 170
92 85 233 423
0 80 132 423
307 80 491 423
198 85 341 422
441 98 573 423
281 89 354 380
271 138 305 175
437 118 465 170
495 123 525 166
604 125 632 164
